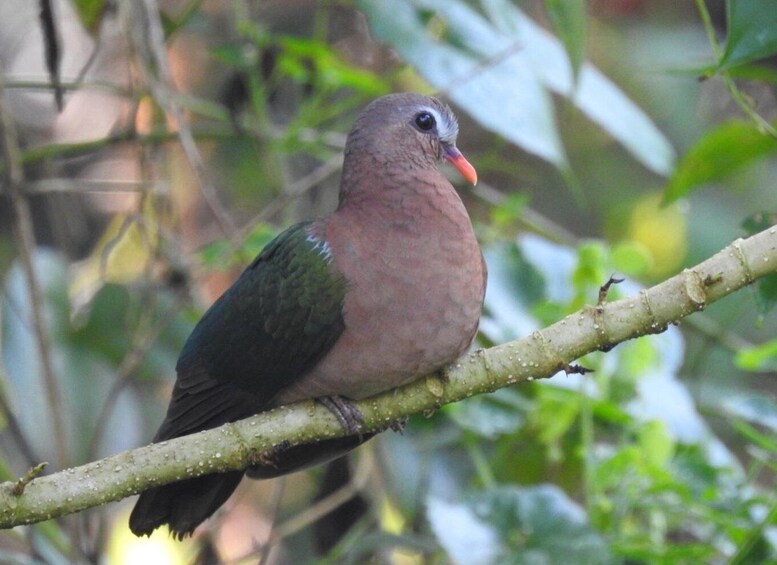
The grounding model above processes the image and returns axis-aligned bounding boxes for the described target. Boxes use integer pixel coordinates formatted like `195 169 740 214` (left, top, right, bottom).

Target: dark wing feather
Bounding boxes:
175 221 346 407
130 221 347 538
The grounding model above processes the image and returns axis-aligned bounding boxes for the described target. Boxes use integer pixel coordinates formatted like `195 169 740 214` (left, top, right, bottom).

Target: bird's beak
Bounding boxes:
443 145 478 186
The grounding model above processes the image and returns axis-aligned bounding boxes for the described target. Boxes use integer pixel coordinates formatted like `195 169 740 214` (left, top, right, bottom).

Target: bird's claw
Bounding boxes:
317 395 365 437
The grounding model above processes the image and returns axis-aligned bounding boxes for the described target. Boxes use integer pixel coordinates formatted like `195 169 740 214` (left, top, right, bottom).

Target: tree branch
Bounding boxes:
1 225 776 529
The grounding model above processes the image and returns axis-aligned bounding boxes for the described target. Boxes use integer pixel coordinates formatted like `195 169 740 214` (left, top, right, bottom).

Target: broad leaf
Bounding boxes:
544 0 587 82
357 0 675 175
719 0 777 71
663 121 777 204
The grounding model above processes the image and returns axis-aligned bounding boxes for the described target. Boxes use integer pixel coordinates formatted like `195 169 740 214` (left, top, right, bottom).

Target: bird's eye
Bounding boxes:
414 111 436 131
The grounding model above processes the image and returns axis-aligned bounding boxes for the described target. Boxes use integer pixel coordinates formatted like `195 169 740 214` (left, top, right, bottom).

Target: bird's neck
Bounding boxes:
339 154 447 211
332 173 468 245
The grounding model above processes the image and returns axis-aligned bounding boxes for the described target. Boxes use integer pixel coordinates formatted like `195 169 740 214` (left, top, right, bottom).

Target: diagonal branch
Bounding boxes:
0 225 776 529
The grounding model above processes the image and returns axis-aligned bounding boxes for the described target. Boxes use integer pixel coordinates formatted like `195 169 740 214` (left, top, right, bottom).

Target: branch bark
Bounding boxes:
1 225 776 529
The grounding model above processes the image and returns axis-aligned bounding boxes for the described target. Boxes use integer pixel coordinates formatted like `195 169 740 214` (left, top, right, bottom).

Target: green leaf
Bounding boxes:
544 0 587 82
663 121 777 204
734 339 777 372
719 0 777 71
638 420 675 469
161 2 205 39
730 419 777 454
573 241 607 292
197 224 278 270
535 387 580 446
242 224 280 259
726 62 777 84
618 338 659 383
72 0 106 33
427 485 612 565
611 240 651 277
211 44 251 68
490 193 529 228
357 0 674 175
278 36 387 94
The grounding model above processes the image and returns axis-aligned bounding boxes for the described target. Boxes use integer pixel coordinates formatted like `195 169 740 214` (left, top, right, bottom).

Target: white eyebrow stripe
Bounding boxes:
421 106 457 143
424 107 444 126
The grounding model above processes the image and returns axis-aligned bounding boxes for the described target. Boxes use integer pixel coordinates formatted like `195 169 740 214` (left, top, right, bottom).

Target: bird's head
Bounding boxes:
342 93 478 193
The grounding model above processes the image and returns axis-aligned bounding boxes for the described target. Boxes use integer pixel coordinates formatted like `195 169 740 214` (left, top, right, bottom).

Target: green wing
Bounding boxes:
159 221 346 438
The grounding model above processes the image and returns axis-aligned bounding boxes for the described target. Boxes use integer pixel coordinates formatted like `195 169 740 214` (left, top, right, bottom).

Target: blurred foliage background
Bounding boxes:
1 0 777 563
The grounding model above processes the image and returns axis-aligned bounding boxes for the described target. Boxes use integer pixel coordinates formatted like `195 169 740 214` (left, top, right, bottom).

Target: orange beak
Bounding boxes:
443 146 478 186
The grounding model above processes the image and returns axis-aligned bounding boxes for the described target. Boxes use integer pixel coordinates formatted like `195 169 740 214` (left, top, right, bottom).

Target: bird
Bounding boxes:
129 92 487 539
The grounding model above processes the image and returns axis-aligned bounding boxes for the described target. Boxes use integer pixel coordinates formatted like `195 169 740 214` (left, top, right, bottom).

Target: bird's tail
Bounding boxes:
129 470 244 539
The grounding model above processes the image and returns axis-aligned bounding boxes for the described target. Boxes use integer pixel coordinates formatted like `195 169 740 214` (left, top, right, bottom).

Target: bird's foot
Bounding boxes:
317 396 365 437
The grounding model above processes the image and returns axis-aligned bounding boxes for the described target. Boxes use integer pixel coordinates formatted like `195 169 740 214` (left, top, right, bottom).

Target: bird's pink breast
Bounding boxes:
275 176 485 403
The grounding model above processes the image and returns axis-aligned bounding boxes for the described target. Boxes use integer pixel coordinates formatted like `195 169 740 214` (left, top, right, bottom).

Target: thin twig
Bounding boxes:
38 0 63 110
0 121 345 174
24 178 166 194
11 463 48 496
2 79 134 97
0 74 69 470
246 153 343 228
26 178 168 195
127 0 238 240
472 180 579 244
250 455 372 562
256 477 286 565
0 387 40 468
